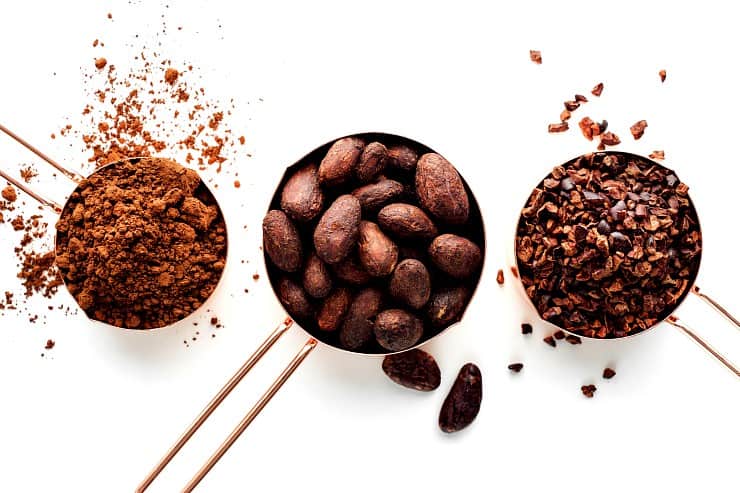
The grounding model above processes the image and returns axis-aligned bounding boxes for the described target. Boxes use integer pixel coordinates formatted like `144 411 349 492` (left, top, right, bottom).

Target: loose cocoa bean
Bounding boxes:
313 195 361 264
439 363 482 433
302 251 332 299
317 287 352 331
387 144 419 172
377 203 438 241
428 234 482 279
280 163 324 222
358 221 398 277
332 253 372 285
355 141 388 183
352 179 404 212
374 309 423 352
339 287 383 351
318 136 364 187
427 286 470 328
416 153 470 225
382 349 440 391
278 277 313 320
389 259 431 309
263 210 303 272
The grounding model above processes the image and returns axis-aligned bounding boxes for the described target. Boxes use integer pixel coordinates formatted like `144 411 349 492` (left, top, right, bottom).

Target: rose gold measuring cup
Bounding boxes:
136 132 487 492
513 150 739 377
0 123 227 329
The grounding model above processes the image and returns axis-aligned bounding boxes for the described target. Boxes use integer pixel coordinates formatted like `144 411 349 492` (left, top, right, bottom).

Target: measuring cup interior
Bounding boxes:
513 151 703 340
264 132 487 355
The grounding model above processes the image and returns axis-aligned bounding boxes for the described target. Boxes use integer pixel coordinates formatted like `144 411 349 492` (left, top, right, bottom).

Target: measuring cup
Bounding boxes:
513 150 739 376
0 124 228 329
136 132 487 492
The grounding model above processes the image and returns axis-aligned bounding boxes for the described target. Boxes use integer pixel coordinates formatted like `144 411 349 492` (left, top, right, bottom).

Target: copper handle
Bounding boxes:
0 123 84 212
666 316 739 378
182 337 318 492
692 285 740 330
135 318 294 493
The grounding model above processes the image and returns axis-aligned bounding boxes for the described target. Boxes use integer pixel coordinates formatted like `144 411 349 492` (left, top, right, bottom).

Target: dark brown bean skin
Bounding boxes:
358 221 398 277
318 137 364 187
387 144 419 172
262 210 303 272
280 163 324 222
439 363 482 433
427 286 470 328
377 203 438 241
389 259 431 309
416 153 469 225
278 277 313 321
355 142 388 183
313 195 361 264
352 179 404 212
374 309 423 352
382 349 441 391
302 251 332 299
317 287 352 331
339 288 383 351
428 234 482 279
332 253 372 285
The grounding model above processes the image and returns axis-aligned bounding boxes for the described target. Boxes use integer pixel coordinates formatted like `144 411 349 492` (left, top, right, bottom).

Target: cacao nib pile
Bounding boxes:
263 134 485 354
55 157 227 329
516 152 701 338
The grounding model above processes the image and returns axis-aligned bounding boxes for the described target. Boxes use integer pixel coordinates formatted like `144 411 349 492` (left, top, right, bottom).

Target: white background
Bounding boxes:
1 1 739 492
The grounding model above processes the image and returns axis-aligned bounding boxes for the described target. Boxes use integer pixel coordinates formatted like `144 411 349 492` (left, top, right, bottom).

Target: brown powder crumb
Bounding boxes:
238 136 246 145
252 273 260 281
659 69 667 82
18 251 62 298
496 269 504 285
591 82 604 97
45 339 55 350
11 215 24 230
521 323 533 334
603 368 616 379
548 122 569 133
94 57 107 70
649 150 665 160
210 317 218 326
164 67 179 85
599 131 621 147
507 363 524 373
529 50 542 64
233 180 241 188
581 384 597 398
20 166 38 183
93 39 99 47
2 186 17 202
630 120 648 140
543 336 556 347
107 12 112 19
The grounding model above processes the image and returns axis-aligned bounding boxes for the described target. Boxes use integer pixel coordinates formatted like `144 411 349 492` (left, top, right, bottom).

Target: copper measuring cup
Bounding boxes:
512 150 739 377
137 132 487 492
0 123 228 330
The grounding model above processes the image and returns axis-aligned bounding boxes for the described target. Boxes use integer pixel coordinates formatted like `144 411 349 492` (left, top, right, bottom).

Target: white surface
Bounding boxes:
1 1 739 492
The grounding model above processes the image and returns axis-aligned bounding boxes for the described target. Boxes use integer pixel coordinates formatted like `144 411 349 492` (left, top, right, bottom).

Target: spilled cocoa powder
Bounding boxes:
54 157 227 329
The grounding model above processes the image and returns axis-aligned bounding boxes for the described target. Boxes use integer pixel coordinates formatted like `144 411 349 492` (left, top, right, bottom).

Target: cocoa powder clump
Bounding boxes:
54 157 227 329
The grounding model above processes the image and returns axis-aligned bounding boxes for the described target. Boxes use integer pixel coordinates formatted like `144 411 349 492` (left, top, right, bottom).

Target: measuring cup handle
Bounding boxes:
691 285 740 330
136 318 295 493
665 317 740 378
182 337 318 493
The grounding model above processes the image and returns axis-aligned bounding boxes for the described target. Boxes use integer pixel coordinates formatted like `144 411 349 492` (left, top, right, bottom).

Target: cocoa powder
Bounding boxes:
54 157 227 329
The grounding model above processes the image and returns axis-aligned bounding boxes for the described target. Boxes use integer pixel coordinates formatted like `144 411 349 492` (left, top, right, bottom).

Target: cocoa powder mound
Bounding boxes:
54 157 227 329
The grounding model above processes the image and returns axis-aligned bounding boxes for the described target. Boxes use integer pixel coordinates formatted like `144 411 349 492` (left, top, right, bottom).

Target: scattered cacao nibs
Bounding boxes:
603 367 616 379
382 349 441 391
252 273 259 281
565 334 582 345
521 323 533 334
548 122 569 133
44 339 55 350
659 69 667 82
630 120 648 140
94 57 107 70
507 363 524 373
564 100 580 111
543 336 556 347
599 131 621 146
581 384 597 398
553 330 565 340
591 83 604 97
516 152 701 338
529 50 542 64
439 363 482 433
496 269 505 285
578 117 597 141
649 150 665 160
560 109 571 122
574 94 588 103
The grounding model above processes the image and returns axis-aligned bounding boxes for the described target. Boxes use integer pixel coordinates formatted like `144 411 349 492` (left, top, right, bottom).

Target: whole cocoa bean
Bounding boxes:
317 287 352 331
313 195 361 264
382 349 440 391
374 309 423 352
339 288 383 351
428 234 482 279
387 144 419 172
280 163 324 222
355 141 388 183
416 153 469 225
358 221 398 277
332 253 372 285
278 277 313 320
439 363 482 433
389 259 431 309
302 251 332 298
352 179 404 212
377 203 438 241
427 286 470 328
263 210 303 272
318 136 364 187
